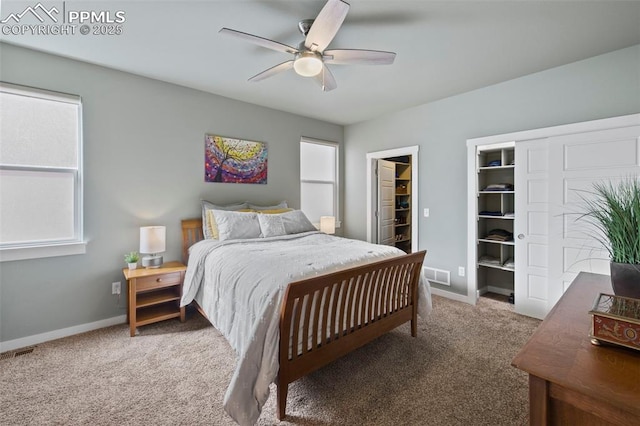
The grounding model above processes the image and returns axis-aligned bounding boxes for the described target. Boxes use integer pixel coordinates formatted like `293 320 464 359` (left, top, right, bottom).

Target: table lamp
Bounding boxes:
140 226 166 268
320 216 336 234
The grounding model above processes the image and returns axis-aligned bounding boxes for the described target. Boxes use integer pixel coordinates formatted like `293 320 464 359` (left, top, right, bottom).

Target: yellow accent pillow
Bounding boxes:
207 208 254 239
256 208 294 215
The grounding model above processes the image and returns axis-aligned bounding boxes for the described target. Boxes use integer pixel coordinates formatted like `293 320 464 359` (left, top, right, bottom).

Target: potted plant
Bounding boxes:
124 251 140 270
579 178 640 299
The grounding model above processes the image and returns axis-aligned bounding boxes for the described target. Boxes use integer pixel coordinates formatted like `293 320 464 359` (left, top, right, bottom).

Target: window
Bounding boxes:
0 83 84 261
300 138 338 226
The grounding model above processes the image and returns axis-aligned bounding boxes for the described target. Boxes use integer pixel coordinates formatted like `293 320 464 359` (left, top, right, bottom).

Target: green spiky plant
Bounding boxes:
579 178 640 264
124 251 140 264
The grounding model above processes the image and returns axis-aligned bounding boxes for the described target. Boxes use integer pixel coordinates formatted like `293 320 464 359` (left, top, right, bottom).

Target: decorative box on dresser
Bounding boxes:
123 261 186 337
512 272 640 425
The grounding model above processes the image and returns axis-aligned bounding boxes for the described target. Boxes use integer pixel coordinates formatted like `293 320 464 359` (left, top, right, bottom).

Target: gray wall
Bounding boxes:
0 43 343 343
2 42 639 344
343 44 640 296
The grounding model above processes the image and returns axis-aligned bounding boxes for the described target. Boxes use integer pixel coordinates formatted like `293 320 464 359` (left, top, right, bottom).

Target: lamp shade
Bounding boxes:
140 226 166 254
320 216 336 234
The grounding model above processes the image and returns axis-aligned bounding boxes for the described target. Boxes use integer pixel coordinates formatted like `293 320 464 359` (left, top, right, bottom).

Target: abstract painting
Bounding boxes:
205 134 267 184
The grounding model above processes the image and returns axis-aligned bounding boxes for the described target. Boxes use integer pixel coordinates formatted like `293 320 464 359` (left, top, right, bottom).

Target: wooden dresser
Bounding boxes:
512 272 640 425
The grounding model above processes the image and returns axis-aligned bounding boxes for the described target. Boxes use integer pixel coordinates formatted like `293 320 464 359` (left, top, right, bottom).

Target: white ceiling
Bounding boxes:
2 1 639 125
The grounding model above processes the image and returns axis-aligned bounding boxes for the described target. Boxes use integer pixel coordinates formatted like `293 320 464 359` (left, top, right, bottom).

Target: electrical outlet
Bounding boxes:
458 267 465 277
112 281 121 295
423 208 430 217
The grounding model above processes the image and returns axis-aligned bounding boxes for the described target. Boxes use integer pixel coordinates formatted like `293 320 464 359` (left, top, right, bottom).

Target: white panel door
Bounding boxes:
547 126 640 308
514 138 549 319
377 159 396 246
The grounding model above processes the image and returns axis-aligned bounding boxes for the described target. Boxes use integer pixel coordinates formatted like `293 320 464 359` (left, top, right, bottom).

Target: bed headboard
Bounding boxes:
181 218 203 264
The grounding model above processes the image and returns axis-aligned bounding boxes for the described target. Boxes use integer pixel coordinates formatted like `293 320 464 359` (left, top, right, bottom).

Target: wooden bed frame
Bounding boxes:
181 218 426 420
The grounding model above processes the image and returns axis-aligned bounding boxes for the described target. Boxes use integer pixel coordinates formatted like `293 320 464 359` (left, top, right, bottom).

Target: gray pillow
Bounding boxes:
201 200 249 239
247 201 288 210
281 210 317 234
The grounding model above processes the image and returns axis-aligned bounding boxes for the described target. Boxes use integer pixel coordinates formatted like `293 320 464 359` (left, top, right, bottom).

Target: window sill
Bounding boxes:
0 241 87 262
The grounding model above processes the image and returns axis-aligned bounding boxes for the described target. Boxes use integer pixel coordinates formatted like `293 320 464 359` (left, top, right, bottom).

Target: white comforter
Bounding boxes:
180 231 432 425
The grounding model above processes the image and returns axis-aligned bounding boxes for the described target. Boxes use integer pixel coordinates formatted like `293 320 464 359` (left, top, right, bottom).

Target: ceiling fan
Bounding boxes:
219 0 396 92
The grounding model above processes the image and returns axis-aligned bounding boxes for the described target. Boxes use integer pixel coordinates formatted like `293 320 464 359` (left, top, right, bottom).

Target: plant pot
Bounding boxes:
609 262 640 299
128 262 138 270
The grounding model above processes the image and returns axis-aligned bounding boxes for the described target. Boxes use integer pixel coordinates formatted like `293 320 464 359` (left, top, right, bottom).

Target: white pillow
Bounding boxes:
257 214 287 238
281 210 317 234
212 210 261 241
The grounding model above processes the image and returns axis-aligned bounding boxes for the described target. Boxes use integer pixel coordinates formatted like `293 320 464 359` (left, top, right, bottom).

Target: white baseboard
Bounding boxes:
431 287 475 304
0 315 127 353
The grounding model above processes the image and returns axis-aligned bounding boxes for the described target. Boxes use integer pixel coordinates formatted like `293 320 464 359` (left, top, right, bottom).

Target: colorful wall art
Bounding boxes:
205 134 267 184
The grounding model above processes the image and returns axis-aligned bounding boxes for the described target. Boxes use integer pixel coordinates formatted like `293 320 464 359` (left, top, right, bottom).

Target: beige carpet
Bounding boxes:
1 295 540 425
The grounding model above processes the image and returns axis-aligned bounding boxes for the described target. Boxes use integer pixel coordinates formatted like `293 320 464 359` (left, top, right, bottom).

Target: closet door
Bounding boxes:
547 125 640 308
377 159 396 246
514 139 549 319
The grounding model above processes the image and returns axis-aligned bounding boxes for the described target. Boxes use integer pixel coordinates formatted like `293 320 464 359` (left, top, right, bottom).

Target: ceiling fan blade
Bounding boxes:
324 49 396 65
305 0 350 52
219 28 298 54
248 60 294 82
313 65 337 92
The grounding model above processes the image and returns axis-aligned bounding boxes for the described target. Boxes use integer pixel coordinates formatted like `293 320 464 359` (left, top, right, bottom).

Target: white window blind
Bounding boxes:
0 83 84 261
300 138 338 225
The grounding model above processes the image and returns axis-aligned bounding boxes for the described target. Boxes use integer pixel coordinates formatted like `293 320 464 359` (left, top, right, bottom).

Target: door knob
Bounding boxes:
517 234 525 240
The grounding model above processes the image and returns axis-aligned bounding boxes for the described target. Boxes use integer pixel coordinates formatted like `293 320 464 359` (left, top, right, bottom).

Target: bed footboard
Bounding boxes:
277 250 426 420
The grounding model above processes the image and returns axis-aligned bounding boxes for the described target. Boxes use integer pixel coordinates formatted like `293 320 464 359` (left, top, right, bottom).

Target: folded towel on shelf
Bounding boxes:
484 229 513 242
503 257 515 268
478 255 501 265
483 183 514 191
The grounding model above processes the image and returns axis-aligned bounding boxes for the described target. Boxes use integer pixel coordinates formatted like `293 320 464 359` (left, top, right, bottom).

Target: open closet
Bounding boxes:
467 114 640 319
377 156 412 253
366 146 419 255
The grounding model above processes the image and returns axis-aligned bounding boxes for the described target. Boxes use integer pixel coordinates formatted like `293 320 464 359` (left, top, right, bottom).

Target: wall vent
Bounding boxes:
423 266 450 286
0 346 36 360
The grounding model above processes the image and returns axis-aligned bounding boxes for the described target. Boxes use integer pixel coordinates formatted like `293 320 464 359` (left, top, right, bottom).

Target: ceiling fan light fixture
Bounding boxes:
220 0 394 91
293 51 323 77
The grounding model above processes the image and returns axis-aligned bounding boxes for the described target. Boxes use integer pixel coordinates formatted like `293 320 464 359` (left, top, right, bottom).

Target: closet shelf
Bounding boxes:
478 165 515 171
478 191 515 194
478 238 515 246
478 215 514 220
479 262 515 272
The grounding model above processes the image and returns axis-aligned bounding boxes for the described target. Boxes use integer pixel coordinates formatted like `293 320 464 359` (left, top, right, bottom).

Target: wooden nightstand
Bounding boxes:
122 261 186 337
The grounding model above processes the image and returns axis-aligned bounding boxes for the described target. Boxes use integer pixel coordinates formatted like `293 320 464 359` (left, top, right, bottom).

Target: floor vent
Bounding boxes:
423 266 451 286
0 346 36 360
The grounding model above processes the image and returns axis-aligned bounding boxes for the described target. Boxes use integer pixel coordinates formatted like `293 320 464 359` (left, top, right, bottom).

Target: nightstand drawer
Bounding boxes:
136 271 182 292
